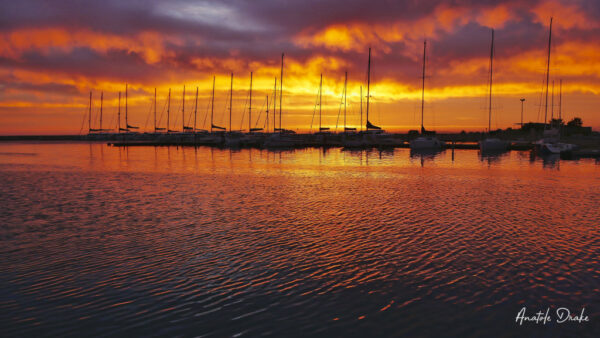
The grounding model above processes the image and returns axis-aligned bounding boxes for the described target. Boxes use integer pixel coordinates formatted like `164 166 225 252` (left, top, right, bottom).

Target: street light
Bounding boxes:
520 98 526 127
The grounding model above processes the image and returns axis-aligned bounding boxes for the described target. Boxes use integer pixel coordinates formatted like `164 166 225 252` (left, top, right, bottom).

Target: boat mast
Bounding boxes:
544 17 553 128
279 53 284 133
88 91 92 131
194 87 198 132
211 76 215 133
118 92 121 133
360 86 363 132
100 91 103 131
154 88 157 133
273 77 277 132
488 30 494 134
167 88 171 132
559 79 562 121
266 94 269 131
249 71 253 132
125 84 128 129
366 47 371 130
344 71 347 131
229 73 233 132
421 41 426 132
551 80 554 122
182 85 185 132
319 73 323 131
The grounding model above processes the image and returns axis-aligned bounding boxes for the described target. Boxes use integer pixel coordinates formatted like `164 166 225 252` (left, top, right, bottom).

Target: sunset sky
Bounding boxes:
0 0 599 134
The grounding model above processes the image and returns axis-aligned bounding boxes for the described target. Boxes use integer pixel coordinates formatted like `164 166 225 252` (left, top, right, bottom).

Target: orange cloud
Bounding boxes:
475 4 513 28
531 0 598 30
292 4 520 55
0 28 177 64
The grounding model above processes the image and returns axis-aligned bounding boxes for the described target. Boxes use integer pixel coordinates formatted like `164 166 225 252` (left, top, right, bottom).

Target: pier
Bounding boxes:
97 132 600 159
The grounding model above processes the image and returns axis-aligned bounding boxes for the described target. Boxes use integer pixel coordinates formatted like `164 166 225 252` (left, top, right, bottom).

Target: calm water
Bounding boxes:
1 142 599 337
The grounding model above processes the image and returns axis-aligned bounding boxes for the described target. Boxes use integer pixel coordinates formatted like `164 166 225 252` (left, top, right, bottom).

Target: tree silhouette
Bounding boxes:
567 117 583 127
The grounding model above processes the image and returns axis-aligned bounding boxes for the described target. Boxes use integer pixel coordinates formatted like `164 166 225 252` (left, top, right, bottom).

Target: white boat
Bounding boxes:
542 141 575 154
535 138 575 155
533 19 575 156
479 29 508 153
410 40 444 151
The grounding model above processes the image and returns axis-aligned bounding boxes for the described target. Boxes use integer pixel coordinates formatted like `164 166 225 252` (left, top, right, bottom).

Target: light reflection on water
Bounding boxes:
0 142 599 337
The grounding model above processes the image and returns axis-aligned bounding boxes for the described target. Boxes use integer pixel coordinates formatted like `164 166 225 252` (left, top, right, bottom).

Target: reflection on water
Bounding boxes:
1 142 599 337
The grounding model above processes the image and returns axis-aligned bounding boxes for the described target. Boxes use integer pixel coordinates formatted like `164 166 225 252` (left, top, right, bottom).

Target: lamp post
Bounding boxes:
520 98 525 127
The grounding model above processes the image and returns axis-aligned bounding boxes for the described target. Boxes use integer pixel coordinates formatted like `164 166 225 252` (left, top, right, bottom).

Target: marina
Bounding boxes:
80 18 598 159
2 1 599 337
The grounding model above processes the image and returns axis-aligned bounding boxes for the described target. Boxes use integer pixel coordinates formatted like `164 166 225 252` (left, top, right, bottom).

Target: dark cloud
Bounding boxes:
2 82 80 95
0 0 598 90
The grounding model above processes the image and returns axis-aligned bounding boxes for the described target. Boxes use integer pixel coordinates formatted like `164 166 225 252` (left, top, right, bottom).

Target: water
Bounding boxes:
1 142 599 337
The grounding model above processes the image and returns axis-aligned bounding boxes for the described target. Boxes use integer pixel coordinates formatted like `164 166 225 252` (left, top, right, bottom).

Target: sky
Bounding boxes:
0 0 599 134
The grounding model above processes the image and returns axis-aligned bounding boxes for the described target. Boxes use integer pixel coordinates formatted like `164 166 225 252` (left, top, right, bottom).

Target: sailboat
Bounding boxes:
410 40 444 150
313 73 335 146
245 71 265 146
224 73 244 147
479 29 508 152
343 47 401 148
265 53 298 148
154 88 171 142
177 85 199 142
182 86 194 133
167 87 179 133
153 88 166 133
342 84 366 148
86 91 102 141
123 84 139 133
224 72 257 147
363 47 383 140
338 71 362 148
341 71 356 134
87 91 114 139
206 76 225 145
87 91 100 133
534 18 575 155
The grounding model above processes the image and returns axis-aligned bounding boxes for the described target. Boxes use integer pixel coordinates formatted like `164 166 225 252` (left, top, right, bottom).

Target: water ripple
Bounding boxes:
0 143 598 337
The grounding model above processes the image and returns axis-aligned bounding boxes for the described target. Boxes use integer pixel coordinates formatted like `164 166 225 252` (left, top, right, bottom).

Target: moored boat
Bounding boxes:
479 29 507 153
410 40 443 151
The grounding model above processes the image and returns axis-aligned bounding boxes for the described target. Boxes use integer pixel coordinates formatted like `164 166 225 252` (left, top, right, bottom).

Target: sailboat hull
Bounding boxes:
479 138 508 152
264 133 297 148
536 140 576 155
410 136 444 150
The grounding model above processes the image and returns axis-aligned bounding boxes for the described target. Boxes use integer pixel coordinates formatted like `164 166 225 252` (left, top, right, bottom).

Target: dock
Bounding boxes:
104 133 541 151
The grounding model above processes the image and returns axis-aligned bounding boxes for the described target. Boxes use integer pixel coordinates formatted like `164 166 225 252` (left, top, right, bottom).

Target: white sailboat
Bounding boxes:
479 29 508 152
535 18 575 155
410 40 444 150
265 53 298 148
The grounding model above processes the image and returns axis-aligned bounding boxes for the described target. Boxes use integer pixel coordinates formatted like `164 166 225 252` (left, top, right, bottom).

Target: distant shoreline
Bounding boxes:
0 135 86 141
